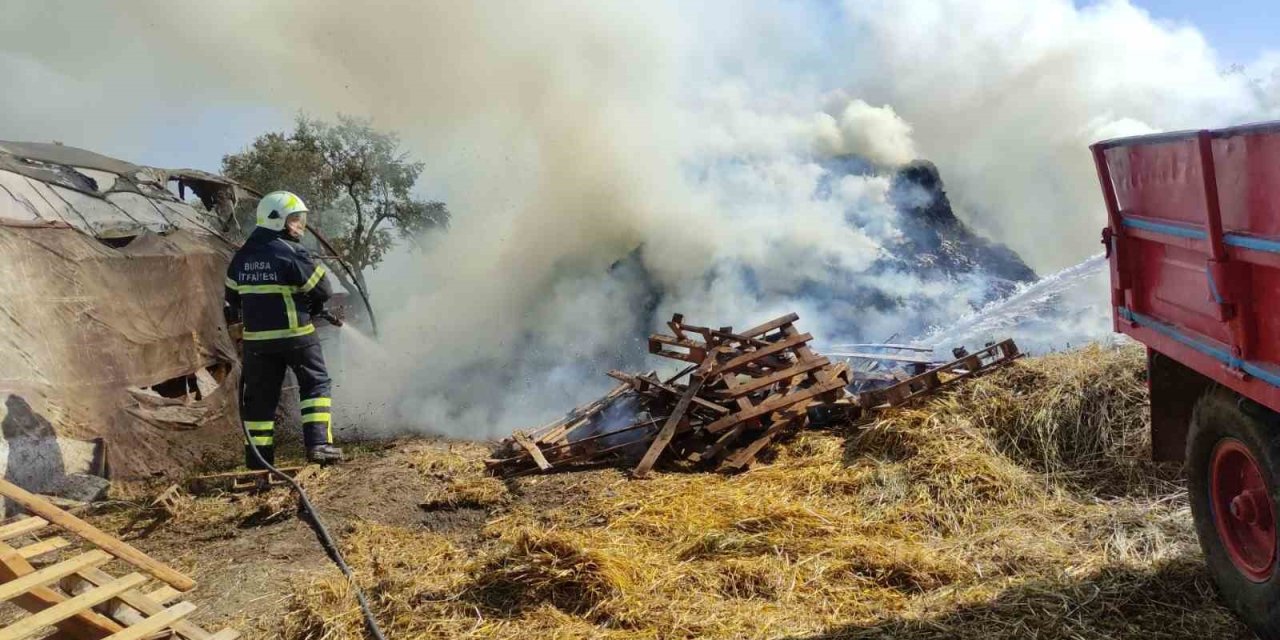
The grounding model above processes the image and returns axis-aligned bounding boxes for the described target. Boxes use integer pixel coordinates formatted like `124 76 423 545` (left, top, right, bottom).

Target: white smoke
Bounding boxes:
3 1 1279 438
815 100 919 167
836 0 1280 270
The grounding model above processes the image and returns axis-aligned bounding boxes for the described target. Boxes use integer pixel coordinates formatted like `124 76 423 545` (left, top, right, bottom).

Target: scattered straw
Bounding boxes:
265 346 1241 638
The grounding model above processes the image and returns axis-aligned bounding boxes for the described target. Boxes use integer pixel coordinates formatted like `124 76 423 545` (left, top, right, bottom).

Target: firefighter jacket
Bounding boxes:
225 227 332 352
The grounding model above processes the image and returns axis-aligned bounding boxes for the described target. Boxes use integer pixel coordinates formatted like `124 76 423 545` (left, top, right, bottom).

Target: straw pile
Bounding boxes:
280 344 1244 639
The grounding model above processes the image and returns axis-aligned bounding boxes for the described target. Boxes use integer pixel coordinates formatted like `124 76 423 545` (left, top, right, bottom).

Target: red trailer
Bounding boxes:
1094 122 1280 637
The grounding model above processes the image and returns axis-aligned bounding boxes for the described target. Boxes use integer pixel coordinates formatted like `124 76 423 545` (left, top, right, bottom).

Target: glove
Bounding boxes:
223 304 241 325
312 306 344 327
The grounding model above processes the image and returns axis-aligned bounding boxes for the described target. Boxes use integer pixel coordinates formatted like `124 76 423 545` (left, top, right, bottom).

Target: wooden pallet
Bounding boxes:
854 339 1021 409
490 313 1027 482
489 313 855 478
0 479 239 639
186 466 305 495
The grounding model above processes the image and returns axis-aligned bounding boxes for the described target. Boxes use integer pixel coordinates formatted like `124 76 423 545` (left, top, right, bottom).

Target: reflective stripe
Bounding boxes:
302 412 332 424
243 324 316 340
283 292 298 329
225 277 239 291
248 435 273 446
299 265 327 293
327 422 333 444
237 284 297 294
300 397 332 409
245 421 274 430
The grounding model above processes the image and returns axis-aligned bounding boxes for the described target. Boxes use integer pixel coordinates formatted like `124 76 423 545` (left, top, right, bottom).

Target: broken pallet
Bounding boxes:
0 479 238 640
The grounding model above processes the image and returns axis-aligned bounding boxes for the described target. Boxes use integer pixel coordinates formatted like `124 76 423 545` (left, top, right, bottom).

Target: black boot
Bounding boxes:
307 444 344 464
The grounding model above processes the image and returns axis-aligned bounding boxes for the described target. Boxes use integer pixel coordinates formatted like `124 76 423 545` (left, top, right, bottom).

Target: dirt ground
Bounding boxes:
42 346 1261 640
68 431 1250 640
84 439 482 636
79 438 629 636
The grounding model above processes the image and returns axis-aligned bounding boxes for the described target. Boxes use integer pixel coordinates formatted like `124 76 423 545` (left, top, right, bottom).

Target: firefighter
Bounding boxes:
225 191 344 468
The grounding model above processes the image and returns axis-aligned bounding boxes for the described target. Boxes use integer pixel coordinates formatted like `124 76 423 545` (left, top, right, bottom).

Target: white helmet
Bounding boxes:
255 191 308 232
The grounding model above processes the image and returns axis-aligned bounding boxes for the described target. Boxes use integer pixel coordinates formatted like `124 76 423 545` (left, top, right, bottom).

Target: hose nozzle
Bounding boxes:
316 311 345 327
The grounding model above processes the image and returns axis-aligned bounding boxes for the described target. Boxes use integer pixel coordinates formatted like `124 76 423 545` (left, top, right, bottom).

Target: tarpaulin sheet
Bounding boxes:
0 225 242 478
0 145 247 480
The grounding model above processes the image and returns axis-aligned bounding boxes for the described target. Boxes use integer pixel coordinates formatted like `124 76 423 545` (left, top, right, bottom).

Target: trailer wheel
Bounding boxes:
1189 390 1280 638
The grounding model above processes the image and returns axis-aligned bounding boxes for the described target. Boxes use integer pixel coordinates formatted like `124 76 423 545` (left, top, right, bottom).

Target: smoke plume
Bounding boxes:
3 1 1279 438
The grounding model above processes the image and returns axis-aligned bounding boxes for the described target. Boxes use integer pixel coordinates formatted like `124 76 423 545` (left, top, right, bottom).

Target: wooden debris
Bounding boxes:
187 466 305 495
150 484 184 518
853 339 1021 409
0 479 239 639
488 312 1020 478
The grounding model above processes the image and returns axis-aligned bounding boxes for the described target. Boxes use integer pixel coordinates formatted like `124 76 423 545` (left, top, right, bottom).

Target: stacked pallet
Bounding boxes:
488 313 1021 479
489 313 850 477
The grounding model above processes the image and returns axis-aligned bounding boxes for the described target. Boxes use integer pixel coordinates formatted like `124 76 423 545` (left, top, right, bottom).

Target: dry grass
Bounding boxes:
941 344 1172 494
273 345 1242 639
412 446 510 510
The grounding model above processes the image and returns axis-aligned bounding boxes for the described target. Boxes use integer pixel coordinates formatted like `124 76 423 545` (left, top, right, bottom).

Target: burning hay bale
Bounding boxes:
488 313 1020 478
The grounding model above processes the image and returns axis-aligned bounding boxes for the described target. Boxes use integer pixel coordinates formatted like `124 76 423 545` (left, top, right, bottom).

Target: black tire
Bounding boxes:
1189 389 1280 638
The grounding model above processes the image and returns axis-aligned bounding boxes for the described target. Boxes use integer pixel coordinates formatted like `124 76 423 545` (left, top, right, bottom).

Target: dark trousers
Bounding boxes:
240 342 334 469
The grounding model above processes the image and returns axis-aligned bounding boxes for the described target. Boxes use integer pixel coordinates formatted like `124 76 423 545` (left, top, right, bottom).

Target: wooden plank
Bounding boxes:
0 479 196 591
663 364 698 385
702 374 849 434
0 551 112 603
488 417 668 474
712 333 812 375
648 344 706 365
525 415 570 443
855 339 1019 409
739 313 800 338
530 382 630 444
715 358 767 456
633 375 706 478
848 370 899 383
0 518 48 541
15 537 69 560
706 328 770 349
666 314 687 340
103 601 197 640
720 419 797 470
706 334 806 369
649 333 712 350
0 572 147 640
187 467 302 483
780 323 824 378
208 630 241 640
721 357 831 398
78 567 216 640
0 542 123 639
631 374 731 415
511 432 552 471
144 585 182 605
187 467 303 494
691 423 746 463
538 384 632 445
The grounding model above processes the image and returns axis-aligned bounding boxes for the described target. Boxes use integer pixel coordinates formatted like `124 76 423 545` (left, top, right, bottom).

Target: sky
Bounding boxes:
1117 0 1277 65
